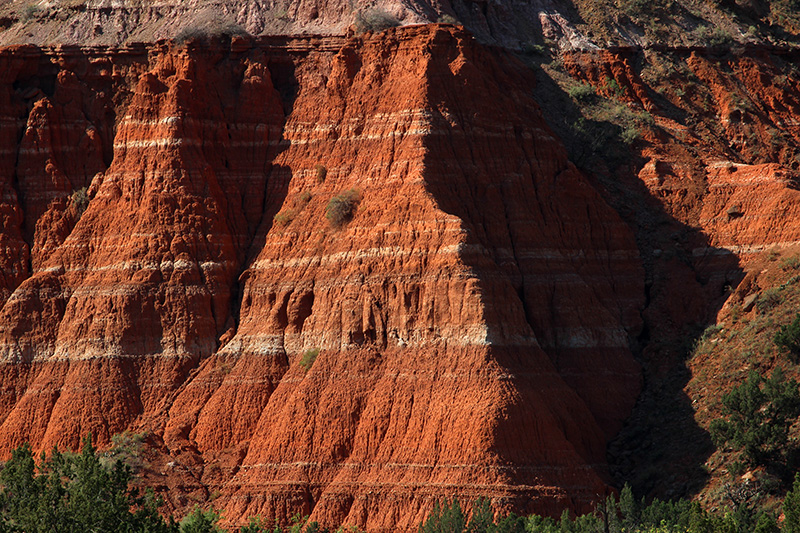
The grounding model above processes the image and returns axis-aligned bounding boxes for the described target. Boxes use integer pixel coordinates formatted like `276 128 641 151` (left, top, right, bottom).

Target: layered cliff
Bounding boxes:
533 40 800 499
0 26 647 529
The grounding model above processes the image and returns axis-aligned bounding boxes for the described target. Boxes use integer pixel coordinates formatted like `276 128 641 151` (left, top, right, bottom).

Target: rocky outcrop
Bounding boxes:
553 43 800 499
0 0 796 51
0 26 647 529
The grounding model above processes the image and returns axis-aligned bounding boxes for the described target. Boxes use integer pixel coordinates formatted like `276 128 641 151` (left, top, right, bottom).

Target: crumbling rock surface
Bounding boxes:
556 45 800 499
0 26 647 529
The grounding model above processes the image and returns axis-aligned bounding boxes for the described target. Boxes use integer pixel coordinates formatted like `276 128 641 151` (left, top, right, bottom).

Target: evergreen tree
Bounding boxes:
618 484 639 531
180 507 223 533
0 436 176 533
784 473 800 533
710 368 800 467
466 499 493 533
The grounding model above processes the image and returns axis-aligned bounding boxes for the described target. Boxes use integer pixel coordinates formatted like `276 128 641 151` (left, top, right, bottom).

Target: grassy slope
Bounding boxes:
518 19 800 508
687 247 800 511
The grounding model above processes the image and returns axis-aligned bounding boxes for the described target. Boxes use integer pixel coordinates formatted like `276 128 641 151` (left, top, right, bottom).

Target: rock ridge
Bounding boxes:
0 25 646 530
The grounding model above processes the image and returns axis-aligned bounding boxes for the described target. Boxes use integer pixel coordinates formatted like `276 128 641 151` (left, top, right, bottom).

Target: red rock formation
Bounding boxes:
555 44 800 501
186 28 644 529
562 49 800 300
563 50 654 110
0 26 646 530
0 46 34 307
0 39 286 454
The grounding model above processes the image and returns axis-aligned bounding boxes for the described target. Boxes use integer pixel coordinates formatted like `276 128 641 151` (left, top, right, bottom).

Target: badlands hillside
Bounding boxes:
0 0 799 530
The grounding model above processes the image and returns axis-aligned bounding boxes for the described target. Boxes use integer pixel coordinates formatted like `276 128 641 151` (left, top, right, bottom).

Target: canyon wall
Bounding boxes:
0 26 647 529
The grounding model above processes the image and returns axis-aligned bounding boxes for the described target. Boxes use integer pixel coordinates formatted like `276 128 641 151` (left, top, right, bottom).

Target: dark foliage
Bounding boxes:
354 8 400 33
710 368 800 468
0 436 177 533
776 314 800 362
325 189 361 228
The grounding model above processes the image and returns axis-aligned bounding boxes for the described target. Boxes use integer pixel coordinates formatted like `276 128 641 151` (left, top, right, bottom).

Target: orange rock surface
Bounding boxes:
0 26 649 529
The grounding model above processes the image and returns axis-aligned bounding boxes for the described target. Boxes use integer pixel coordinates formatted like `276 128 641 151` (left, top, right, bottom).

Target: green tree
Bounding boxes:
466 499 493 533
619 484 640 531
710 368 800 466
784 473 800 533
419 499 465 533
0 436 176 533
753 512 779 533
775 314 800 362
180 507 223 533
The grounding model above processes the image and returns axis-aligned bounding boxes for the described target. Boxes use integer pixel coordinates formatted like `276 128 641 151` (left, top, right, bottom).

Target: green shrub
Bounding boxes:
217 23 248 38
354 8 400 33
755 512 781 533
315 164 327 184
21 3 39 21
180 506 223 533
691 25 734 47
785 473 800 533
520 42 548 56
71 186 89 217
273 192 312 229
102 430 147 472
621 126 640 145
299 348 319 371
0 436 177 533
175 26 209 44
782 254 800 271
326 189 361 228
605 76 627 97
710 367 800 466
273 211 294 227
756 288 783 314
619 0 653 17
418 499 466 533
436 14 460 25
699 324 723 343
775 314 800 361
708 27 734 47
238 516 272 533
287 512 308 533
567 83 596 102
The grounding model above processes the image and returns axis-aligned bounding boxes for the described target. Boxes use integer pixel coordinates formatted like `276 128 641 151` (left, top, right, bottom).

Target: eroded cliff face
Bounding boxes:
0 26 647 529
545 44 800 498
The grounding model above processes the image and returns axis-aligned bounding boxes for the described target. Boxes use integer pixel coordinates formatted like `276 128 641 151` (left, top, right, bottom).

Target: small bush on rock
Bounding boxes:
315 164 327 183
782 254 800 271
21 3 39 21
326 189 361 228
299 348 319 371
568 83 596 102
354 8 400 33
71 186 89 218
437 14 460 25
757 287 784 314
217 23 248 38
175 26 209 44
273 211 294 227
775 314 800 362
273 191 313 228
